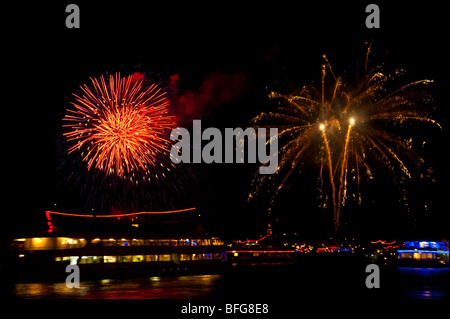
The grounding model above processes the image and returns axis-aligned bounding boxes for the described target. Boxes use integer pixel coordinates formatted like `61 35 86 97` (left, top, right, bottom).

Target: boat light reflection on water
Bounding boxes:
14 274 223 299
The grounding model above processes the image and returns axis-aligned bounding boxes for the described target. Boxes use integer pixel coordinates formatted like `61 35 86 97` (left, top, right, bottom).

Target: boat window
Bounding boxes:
202 239 211 246
190 239 201 246
91 238 101 246
132 239 144 246
56 237 87 249
79 256 101 264
117 239 130 247
145 239 158 246
191 253 203 261
132 255 145 262
11 239 26 251
179 239 189 246
211 238 222 246
69 256 79 265
119 255 132 262
103 256 117 263
158 254 171 261
159 240 170 246
27 237 56 250
145 255 158 262
221 252 228 261
202 253 213 260
180 254 191 261
103 239 116 246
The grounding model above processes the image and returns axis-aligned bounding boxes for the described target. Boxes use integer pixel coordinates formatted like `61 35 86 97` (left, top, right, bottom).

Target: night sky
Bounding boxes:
2 1 448 245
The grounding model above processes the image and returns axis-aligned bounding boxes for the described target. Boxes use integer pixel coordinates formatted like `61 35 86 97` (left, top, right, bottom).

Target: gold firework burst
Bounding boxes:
251 43 440 232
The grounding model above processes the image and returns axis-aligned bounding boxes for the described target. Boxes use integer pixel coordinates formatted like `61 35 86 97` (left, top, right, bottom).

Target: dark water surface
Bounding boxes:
10 263 448 300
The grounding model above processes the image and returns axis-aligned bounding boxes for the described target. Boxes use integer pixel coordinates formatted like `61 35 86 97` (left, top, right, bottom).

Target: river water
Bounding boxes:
10 263 449 300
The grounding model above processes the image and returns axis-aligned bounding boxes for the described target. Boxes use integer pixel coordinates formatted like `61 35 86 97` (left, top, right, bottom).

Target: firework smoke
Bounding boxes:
171 71 249 125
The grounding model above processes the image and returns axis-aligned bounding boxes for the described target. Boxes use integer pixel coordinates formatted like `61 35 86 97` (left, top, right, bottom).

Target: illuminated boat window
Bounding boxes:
202 253 213 260
180 254 191 261
398 250 447 261
57 237 87 249
53 253 224 264
103 256 117 263
132 239 144 246
30 238 55 250
117 239 130 247
79 256 101 264
102 239 116 246
191 240 201 246
132 255 145 262
144 239 157 246
202 239 211 246
54 256 70 262
11 237 87 250
158 254 171 262
119 255 132 262
191 253 202 261
69 256 78 265
91 238 101 246
182 239 194 246
88 237 223 247
145 255 158 262
159 240 170 246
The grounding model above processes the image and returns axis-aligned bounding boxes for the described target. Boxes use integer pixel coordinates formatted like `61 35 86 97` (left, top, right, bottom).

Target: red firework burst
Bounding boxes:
63 72 176 179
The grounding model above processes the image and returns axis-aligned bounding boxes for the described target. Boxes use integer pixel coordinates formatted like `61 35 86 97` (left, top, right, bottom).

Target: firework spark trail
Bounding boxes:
320 124 337 223
336 118 354 225
251 44 440 232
